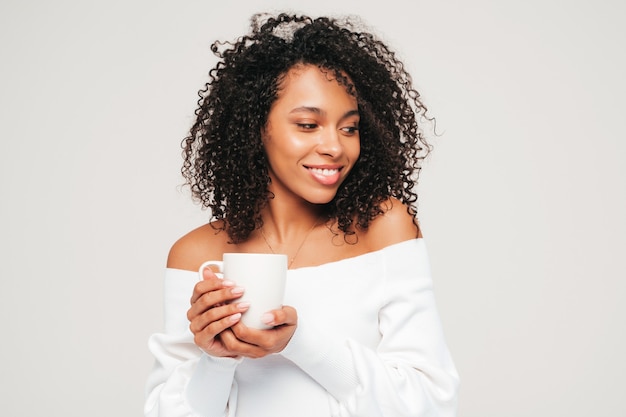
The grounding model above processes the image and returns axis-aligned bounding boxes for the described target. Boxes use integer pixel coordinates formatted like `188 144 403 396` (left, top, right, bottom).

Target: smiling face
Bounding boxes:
262 64 361 206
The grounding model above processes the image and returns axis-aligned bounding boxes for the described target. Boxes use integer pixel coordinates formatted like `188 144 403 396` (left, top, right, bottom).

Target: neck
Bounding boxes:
260 202 326 243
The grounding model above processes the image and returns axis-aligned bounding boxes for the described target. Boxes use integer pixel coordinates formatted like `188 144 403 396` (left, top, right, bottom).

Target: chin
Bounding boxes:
305 190 339 205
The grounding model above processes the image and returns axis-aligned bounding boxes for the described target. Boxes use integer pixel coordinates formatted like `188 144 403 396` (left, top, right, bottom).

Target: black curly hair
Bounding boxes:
181 13 432 244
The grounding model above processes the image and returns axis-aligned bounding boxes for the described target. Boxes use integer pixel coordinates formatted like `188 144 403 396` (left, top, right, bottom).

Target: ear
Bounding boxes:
260 122 271 142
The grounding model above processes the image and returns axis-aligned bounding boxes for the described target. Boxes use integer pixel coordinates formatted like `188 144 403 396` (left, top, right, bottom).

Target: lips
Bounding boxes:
306 166 342 185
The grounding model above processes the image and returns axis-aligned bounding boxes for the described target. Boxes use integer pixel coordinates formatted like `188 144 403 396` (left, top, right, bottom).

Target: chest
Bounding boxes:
285 254 385 348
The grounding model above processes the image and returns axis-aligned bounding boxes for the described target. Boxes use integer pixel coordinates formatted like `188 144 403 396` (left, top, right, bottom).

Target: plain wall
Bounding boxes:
1 1 624 416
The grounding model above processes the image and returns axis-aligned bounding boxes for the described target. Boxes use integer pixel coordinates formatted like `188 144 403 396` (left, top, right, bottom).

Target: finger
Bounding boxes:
262 305 297 327
189 281 242 311
231 307 298 352
187 286 245 321
193 313 243 349
229 322 297 355
231 320 281 345
190 277 235 304
201 264 222 281
219 328 268 359
190 301 250 333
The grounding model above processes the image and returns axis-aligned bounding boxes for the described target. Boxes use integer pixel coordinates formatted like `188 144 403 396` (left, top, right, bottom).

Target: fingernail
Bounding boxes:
236 302 250 310
261 313 274 325
229 313 242 323
231 286 244 295
222 280 235 287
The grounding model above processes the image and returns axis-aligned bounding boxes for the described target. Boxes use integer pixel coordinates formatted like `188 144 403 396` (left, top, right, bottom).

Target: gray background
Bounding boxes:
1 0 624 416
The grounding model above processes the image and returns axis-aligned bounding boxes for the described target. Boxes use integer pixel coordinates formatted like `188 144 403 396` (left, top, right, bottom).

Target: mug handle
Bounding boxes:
198 260 224 281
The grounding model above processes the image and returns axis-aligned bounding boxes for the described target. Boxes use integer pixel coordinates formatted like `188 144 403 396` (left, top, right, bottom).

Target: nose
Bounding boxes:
316 128 342 157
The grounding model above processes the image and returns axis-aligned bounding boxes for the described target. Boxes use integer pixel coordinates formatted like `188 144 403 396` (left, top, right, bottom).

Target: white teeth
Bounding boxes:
309 168 338 176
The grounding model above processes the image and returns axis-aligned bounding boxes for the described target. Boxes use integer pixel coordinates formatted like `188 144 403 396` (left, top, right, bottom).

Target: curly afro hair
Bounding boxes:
182 13 432 243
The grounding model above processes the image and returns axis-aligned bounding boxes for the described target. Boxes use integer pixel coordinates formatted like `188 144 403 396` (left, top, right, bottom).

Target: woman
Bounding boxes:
145 13 459 417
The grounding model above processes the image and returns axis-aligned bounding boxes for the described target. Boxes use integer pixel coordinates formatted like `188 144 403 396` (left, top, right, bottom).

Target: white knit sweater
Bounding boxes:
145 238 459 417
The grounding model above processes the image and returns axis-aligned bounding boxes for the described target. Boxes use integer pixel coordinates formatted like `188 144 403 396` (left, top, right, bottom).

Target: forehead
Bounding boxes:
274 64 357 108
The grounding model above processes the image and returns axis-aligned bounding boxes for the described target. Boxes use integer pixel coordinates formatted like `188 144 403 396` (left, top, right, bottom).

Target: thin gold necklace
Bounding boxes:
260 218 321 269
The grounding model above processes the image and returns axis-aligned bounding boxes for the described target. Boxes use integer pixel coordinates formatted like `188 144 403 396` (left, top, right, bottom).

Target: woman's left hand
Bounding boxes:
217 305 298 358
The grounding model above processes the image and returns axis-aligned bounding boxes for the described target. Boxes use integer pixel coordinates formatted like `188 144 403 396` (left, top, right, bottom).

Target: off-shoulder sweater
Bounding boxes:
145 238 459 417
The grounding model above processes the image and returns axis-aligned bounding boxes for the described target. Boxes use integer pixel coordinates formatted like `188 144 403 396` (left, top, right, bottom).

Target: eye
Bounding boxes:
340 125 359 135
297 123 318 130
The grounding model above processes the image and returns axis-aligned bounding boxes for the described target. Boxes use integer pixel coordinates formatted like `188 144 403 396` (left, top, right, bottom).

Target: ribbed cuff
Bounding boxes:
184 354 241 416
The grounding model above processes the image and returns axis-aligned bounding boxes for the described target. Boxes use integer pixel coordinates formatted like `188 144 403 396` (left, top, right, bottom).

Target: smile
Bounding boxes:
308 167 339 176
306 166 343 185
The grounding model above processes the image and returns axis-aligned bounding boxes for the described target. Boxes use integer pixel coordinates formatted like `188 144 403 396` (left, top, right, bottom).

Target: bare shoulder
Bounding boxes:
166 221 230 272
361 198 422 251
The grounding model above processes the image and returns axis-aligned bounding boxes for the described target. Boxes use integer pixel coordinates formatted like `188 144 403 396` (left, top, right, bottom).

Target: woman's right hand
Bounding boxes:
187 266 250 357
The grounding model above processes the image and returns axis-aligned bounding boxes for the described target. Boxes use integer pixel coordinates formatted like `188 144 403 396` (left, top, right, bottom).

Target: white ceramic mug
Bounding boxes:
198 253 288 329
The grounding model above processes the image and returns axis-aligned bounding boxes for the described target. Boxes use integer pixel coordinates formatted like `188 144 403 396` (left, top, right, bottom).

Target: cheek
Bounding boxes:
348 139 361 162
275 136 311 161
264 137 302 168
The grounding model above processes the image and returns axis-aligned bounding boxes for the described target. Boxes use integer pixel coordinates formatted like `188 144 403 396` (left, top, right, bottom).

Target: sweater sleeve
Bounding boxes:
280 240 459 417
144 269 242 417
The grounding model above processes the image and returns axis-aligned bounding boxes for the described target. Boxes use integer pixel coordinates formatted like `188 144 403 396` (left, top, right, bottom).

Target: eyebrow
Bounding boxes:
289 106 360 120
